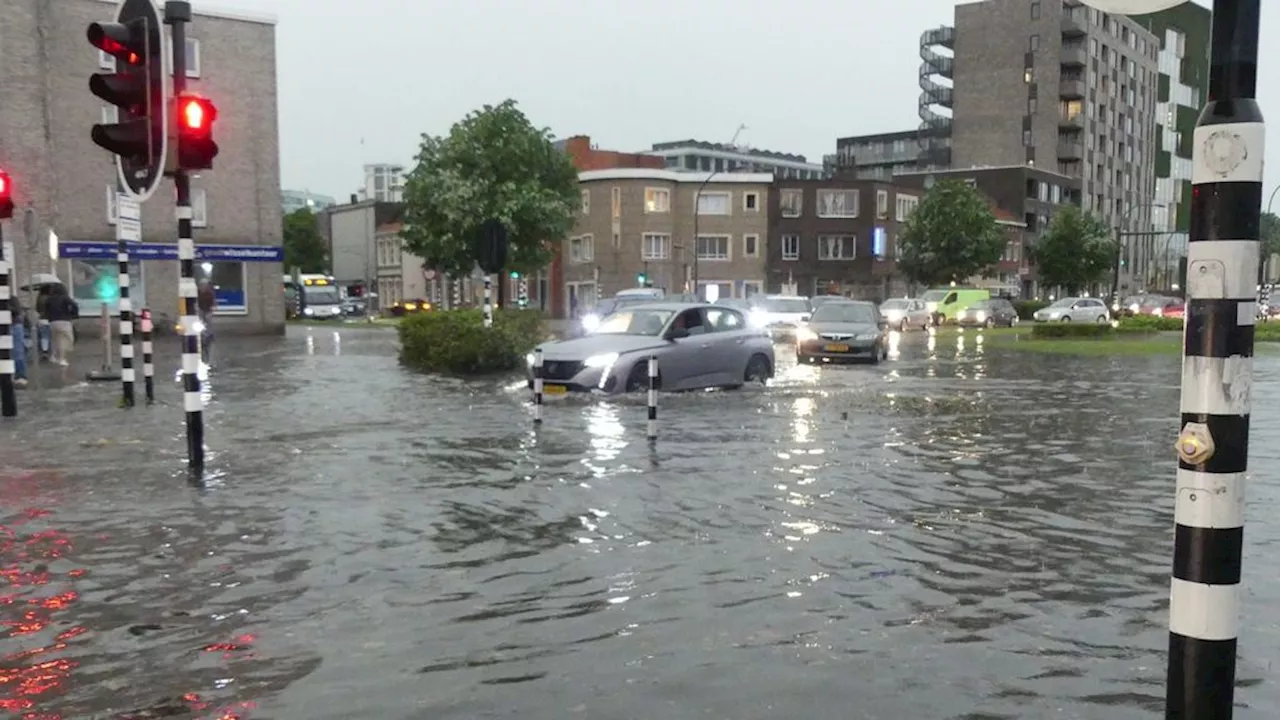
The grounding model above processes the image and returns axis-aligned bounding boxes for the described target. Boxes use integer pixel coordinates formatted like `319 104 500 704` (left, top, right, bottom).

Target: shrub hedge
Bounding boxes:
1117 315 1183 332
1012 300 1049 320
398 309 546 375
1030 322 1116 339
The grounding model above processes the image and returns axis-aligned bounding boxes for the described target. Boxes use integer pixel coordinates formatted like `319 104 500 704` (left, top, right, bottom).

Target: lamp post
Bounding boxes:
691 124 747 299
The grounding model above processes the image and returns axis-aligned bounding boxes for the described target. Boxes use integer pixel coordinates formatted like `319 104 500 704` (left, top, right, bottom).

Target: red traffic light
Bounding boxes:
0 170 12 220
174 94 219 170
178 95 215 133
0 172 9 197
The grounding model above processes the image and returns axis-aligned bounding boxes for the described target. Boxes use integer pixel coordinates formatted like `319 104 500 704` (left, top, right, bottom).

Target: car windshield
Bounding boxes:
1048 298 1077 308
595 309 675 336
811 303 876 324
971 299 996 308
920 290 950 302
881 299 909 310
759 298 809 314
304 286 341 304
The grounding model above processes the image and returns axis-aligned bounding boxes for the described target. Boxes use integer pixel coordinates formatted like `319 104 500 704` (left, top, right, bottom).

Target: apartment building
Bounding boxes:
373 220 428 307
322 199 404 307
564 169 771 315
0 0 284 333
646 140 826 180
359 163 405 203
830 130 925 181
950 0 1160 248
766 178 922 300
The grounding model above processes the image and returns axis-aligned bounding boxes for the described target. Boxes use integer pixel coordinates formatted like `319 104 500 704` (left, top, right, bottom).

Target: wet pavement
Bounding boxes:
1 325 1279 719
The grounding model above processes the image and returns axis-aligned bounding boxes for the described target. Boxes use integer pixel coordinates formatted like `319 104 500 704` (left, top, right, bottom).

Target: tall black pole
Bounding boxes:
0 224 15 418
166 1 203 471
1168 0 1261 717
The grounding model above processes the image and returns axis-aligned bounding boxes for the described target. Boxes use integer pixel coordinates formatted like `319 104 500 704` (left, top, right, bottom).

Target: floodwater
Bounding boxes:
1 326 1278 719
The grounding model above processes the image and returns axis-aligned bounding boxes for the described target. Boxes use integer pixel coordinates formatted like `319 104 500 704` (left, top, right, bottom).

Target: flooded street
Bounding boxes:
2 325 1279 719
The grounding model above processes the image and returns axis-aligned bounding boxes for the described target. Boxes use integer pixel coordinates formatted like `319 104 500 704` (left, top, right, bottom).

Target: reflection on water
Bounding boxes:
1 327 1279 718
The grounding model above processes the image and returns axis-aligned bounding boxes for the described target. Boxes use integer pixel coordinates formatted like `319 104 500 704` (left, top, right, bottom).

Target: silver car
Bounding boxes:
526 302 775 395
879 298 931 331
1033 297 1111 323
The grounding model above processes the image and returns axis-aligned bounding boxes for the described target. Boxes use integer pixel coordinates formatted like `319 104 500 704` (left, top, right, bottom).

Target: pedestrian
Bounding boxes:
45 283 79 367
35 286 52 362
197 278 217 361
10 291 28 387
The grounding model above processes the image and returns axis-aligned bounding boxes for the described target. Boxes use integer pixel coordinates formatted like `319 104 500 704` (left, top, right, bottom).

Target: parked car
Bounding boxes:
956 297 1019 328
388 299 431 317
794 300 888 364
527 302 774 395
1033 297 1111 323
1162 301 1186 319
879 298 931 331
752 295 812 339
919 287 990 325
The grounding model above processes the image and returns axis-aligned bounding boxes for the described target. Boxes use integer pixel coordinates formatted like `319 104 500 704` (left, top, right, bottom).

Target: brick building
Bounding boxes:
0 0 284 333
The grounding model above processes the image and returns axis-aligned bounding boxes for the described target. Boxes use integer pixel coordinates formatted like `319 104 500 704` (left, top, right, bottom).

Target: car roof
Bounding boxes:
815 299 875 307
619 301 726 312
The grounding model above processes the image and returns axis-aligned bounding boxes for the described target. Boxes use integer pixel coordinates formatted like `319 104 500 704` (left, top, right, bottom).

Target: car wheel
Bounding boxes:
1096 315 1109 324
1009 316 1019 327
625 363 656 393
983 317 995 329
1060 316 1072 322
745 354 772 384
933 313 946 327
869 343 882 364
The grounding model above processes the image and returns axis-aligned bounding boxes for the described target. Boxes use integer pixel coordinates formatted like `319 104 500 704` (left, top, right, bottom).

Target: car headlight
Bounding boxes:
794 328 816 342
581 314 601 331
884 311 902 321
303 307 314 316
526 352 536 366
974 311 986 321
583 352 619 369
1128 303 1139 313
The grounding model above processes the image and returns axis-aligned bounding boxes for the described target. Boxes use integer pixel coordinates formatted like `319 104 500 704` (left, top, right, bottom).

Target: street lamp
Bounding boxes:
691 123 747 298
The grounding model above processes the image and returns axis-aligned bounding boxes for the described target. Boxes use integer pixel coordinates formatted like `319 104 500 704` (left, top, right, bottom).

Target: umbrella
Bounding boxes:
20 273 63 291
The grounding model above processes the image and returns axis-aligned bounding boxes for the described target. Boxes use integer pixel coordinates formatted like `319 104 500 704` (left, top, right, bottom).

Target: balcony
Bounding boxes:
1057 141 1084 160
1061 12 1087 37
1058 112 1085 130
1060 45 1087 67
1059 77 1086 99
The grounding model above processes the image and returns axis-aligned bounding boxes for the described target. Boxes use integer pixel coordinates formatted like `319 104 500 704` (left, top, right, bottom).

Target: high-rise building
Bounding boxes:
282 189 336 215
359 163 405 202
1131 3 1210 288
950 0 1161 270
645 140 826 180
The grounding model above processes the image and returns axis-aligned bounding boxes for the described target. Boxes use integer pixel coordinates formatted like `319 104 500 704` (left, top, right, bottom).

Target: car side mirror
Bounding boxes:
667 327 690 340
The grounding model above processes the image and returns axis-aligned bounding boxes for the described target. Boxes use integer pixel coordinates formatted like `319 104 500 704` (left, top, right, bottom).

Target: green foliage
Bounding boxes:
401 99 580 279
398 309 545 375
1031 206 1116 295
1030 323 1117 339
897 180 1006 287
1261 212 1280 259
1256 321 1280 343
283 208 328 273
1118 315 1183 332
1012 300 1049 320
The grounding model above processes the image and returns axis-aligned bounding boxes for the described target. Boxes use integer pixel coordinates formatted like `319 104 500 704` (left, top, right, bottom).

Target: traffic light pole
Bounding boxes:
1168 0 1262 717
0 224 16 418
166 1 203 472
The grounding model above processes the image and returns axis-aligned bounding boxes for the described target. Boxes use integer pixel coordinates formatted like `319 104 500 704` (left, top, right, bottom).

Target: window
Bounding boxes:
706 308 745 332
780 189 803 217
1030 1 1040 20
781 234 800 261
742 280 763 298
106 186 119 225
611 187 621 219
612 231 620 249
203 261 247 314
569 234 594 264
192 188 208 227
1029 34 1040 51
696 234 731 261
743 192 759 212
65 257 145 318
580 189 590 214
743 234 759 258
644 187 670 213
818 235 856 260
876 190 888 219
817 190 858 218
895 194 919 221
641 233 670 260
184 38 201 78
696 192 730 215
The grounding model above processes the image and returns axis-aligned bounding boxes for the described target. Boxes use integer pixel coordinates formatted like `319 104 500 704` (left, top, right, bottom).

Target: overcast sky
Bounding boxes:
224 0 1278 203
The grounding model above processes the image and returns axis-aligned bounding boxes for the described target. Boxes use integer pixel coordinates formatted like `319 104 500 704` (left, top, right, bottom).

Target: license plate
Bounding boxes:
542 384 567 395
823 343 850 352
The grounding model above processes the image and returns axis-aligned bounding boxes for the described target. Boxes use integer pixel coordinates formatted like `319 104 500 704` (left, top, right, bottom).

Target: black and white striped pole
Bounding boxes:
532 348 543 424
0 224 14 419
646 356 657 440
482 275 493 328
117 237 134 407
140 307 154 404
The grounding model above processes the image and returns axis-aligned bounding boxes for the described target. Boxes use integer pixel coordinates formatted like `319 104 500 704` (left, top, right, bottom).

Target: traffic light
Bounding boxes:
509 270 519 279
173 93 219 170
87 0 166 199
636 272 646 286
0 170 12 219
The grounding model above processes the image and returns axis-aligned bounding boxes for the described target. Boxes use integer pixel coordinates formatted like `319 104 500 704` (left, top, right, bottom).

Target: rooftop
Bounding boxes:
579 168 773 184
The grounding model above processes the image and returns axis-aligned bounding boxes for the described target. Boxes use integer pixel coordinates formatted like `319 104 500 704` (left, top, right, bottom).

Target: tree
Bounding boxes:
283 208 327 273
1030 205 1115 295
897 180 1006 287
401 99 580 291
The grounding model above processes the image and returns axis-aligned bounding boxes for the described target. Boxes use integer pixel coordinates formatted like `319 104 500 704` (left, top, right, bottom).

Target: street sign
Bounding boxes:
1076 0 1185 12
116 192 141 242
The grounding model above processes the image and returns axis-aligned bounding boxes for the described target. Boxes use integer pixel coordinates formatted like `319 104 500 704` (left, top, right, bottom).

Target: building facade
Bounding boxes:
0 0 284 333
563 169 771 315
766 178 921 300
322 200 404 308
645 140 826 180
832 129 925 180
373 220 427 308
282 189 337 215
359 163 405 203
950 0 1160 242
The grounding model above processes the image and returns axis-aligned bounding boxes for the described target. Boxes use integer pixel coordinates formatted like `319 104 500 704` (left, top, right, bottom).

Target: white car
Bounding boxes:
750 295 811 339
1033 297 1111 323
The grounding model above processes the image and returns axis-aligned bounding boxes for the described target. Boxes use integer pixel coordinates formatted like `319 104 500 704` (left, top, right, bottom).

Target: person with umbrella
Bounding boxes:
20 274 61 364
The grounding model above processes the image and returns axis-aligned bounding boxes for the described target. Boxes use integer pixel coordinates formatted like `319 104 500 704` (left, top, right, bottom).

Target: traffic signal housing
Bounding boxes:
0 170 12 220
87 0 166 199
173 94 219 170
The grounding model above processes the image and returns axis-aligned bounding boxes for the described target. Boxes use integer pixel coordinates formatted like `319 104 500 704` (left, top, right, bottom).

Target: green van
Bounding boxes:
920 287 991 325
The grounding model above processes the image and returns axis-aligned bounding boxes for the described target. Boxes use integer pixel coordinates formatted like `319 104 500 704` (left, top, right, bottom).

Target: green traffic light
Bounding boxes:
95 275 119 301
509 271 519 279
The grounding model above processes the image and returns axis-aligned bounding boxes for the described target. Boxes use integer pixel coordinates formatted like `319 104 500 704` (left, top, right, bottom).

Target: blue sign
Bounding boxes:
872 226 887 258
58 241 283 262
216 288 247 308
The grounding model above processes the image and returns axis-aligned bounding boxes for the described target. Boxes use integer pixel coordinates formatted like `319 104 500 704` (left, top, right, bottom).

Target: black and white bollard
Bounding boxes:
118 238 134 407
1167 0 1261 716
532 348 543 424
0 234 14 418
140 307 154 404
482 275 493 328
646 355 657 440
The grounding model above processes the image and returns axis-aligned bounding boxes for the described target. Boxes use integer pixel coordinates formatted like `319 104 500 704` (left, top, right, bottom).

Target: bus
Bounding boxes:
283 274 344 319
